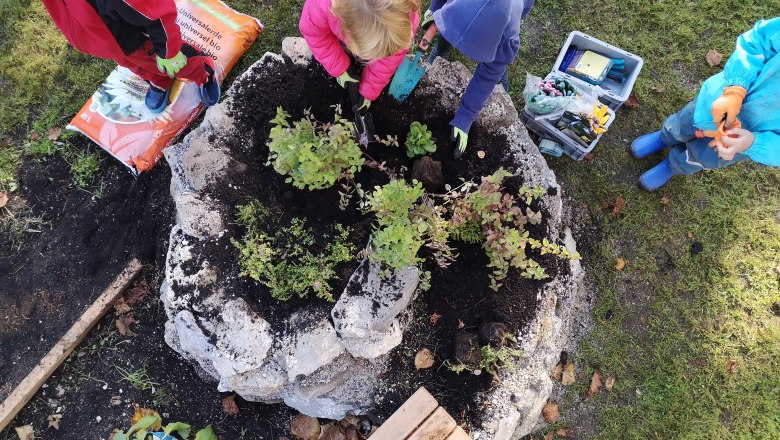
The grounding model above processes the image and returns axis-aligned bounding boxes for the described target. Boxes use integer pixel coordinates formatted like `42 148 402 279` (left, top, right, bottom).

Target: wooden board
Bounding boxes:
0 259 142 430
445 426 472 440
407 407 458 440
371 387 438 440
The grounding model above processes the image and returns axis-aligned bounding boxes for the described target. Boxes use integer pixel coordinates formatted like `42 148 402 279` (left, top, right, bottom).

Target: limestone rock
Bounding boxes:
282 37 314 66
281 311 345 380
340 320 403 359
332 259 419 340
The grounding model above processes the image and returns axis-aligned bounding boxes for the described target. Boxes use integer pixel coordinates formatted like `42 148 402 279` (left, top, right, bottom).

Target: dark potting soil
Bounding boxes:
211 55 566 422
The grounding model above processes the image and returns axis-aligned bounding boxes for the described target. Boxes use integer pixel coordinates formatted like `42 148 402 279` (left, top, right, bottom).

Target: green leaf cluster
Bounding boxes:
113 417 216 440
267 107 364 190
231 199 355 302
404 121 436 158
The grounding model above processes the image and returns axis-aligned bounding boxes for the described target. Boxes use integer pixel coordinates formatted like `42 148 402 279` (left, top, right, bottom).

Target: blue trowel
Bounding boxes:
389 24 438 102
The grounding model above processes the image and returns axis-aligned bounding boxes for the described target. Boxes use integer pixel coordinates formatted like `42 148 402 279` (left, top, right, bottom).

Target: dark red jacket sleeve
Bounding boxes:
106 0 183 58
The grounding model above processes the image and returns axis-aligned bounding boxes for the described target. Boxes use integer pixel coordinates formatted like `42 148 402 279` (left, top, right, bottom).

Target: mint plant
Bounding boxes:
232 199 355 302
267 107 364 190
404 121 436 158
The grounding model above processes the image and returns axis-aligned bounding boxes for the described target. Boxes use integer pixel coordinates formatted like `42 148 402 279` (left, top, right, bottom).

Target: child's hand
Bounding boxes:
419 23 438 51
156 51 187 78
711 86 747 129
715 127 755 161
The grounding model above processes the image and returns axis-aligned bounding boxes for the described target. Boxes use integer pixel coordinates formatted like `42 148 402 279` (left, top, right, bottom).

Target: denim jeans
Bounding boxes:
428 37 511 93
661 98 749 175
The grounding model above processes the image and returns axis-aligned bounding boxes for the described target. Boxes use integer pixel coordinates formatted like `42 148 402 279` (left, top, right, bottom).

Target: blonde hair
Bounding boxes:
332 0 420 61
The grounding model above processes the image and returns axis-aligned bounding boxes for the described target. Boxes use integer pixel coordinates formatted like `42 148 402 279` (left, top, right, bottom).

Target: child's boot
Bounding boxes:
639 158 676 191
199 74 221 107
145 85 170 114
630 130 665 159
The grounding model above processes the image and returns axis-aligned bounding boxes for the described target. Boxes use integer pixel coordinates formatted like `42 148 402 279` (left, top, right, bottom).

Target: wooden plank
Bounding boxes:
371 387 439 440
0 259 143 430
445 426 472 440
407 406 458 440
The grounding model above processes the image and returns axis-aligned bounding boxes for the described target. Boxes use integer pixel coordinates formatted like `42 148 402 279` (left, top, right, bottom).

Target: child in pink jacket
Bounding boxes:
300 0 420 111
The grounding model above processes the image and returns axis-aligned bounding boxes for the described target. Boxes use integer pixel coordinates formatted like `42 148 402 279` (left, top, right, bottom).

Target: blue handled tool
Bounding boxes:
389 24 438 102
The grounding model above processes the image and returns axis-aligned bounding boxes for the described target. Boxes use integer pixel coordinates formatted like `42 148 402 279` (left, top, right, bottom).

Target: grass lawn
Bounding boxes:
1 0 779 438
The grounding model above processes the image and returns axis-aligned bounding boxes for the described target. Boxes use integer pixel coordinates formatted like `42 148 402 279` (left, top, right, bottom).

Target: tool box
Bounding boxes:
520 31 644 160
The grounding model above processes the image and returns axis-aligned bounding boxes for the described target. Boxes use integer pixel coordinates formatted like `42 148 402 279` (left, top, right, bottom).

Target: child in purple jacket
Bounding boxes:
426 0 535 158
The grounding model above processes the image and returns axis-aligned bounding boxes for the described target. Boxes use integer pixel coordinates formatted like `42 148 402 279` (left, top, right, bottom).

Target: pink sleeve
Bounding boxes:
359 10 420 101
299 0 351 78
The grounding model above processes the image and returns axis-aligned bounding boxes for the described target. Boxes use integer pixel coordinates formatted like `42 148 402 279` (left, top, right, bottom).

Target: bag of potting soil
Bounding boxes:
67 0 263 174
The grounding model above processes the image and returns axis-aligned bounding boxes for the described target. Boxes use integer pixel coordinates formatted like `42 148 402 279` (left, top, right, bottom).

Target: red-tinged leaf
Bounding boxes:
114 298 132 315
290 414 320 440
30 133 41 141
603 195 626 215
124 280 150 305
429 313 442 326
726 359 738 375
222 395 239 415
556 428 575 438
706 49 723 67
660 196 670 206
583 153 595 162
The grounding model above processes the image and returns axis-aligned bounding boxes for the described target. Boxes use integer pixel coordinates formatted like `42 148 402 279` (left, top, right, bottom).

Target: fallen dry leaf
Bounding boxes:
30 133 41 141
116 314 137 337
429 313 442 326
131 406 162 431
650 86 666 93
544 433 553 440
588 371 603 397
624 92 640 109
660 196 670 206
477 150 486 159
290 414 320 440
603 195 626 215
457 319 465 329
15 425 33 440
319 424 345 440
687 231 695 239
345 427 358 440
414 348 435 370
562 361 575 386
48 414 62 430
583 152 595 162
556 428 575 438
726 359 738 375
551 363 563 381
542 401 560 424
615 258 626 271
47 127 62 141
605 375 616 391
692 358 710 368
114 298 132 315
124 280 150 305
110 395 122 406
0 192 8 208
706 49 723 67
222 395 240 415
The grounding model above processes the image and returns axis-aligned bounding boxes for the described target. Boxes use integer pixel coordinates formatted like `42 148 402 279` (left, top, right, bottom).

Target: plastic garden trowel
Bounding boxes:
390 24 438 102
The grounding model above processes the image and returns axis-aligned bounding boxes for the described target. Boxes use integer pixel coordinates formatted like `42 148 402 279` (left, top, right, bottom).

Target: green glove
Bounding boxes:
353 95 371 112
336 70 359 88
156 51 187 78
452 126 468 159
421 9 435 29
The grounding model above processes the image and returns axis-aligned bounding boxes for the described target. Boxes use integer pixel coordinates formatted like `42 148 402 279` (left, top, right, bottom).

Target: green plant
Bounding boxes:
404 121 436 158
232 199 355 302
480 344 523 377
0 145 21 192
71 151 102 189
447 168 579 290
113 416 217 440
266 107 364 190
115 366 160 391
361 180 454 273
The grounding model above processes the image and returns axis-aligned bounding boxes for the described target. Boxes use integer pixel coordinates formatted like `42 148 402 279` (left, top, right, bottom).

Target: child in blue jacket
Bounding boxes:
425 0 534 158
631 17 780 191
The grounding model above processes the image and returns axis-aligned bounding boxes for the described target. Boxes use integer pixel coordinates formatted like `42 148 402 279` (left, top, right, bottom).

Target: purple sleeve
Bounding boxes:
429 0 446 12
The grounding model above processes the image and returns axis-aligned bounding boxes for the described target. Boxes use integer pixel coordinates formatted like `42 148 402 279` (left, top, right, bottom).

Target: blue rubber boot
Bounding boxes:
639 158 676 191
145 85 170 114
199 76 221 107
630 130 665 159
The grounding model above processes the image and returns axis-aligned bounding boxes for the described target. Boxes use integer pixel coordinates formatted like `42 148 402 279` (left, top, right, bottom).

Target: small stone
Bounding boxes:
478 322 508 347
453 332 481 366
410 156 444 192
477 150 486 159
